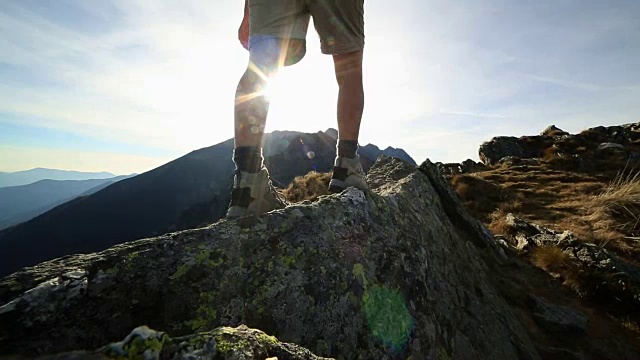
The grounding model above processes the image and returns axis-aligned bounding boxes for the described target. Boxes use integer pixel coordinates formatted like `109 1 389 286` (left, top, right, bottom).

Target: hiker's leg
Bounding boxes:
309 0 365 146
334 50 364 145
234 50 277 150
327 50 367 192
234 0 311 167
310 0 367 191
228 44 286 219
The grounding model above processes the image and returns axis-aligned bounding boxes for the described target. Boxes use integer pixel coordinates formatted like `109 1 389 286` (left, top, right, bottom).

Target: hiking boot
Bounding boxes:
329 155 368 193
226 168 288 219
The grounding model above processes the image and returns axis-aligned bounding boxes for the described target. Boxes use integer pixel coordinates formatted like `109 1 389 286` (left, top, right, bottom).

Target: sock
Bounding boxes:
337 140 358 159
233 146 263 173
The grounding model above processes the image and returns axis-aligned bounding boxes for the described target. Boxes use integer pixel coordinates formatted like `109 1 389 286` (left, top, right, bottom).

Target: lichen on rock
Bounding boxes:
1 157 541 359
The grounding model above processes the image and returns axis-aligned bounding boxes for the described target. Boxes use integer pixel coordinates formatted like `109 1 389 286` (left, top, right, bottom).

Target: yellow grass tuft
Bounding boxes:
531 246 572 273
488 209 513 236
584 168 640 246
282 171 331 203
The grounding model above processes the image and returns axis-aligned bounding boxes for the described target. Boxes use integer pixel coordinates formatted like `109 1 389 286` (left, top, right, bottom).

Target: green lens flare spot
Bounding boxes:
362 285 414 351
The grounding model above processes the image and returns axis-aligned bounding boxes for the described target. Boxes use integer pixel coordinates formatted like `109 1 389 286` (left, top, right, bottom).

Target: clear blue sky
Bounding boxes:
1 0 639 174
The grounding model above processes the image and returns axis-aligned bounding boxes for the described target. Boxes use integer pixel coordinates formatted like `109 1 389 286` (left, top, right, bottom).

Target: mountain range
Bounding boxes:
0 168 116 188
0 175 133 231
0 129 414 276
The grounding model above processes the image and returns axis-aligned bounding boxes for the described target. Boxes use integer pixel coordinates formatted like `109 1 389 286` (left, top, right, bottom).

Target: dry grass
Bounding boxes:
448 158 640 325
623 318 640 335
531 246 572 273
282 171 331 203
584 168 640 246
488 209 512 236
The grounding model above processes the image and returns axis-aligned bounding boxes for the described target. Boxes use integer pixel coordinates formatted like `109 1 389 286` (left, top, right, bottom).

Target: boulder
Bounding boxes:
596 142 625 151
0 157 539 359
32 325 329 360
540 125 569 137
479 136 544 165
478 122 640 166
498 156 540 167
528 296 588 335
502 214 640 319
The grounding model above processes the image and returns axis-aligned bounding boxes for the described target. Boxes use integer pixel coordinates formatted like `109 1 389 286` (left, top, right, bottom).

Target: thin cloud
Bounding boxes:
439 109 507 119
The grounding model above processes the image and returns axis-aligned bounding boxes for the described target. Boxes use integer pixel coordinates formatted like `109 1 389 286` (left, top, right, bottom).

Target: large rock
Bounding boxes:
478 122 640 166
0 157 539 359
36 325 330 360
528 296 588 336
540 125 569 137
503 214 640 320
0 130 415 277
479 136 547 165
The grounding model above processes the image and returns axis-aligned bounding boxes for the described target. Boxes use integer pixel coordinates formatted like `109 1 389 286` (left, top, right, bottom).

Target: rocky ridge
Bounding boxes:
0 130 416 277
479 122 640 166
0 157 539 359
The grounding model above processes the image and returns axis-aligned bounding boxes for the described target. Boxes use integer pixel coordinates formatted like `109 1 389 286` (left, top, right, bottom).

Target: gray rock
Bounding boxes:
540 125 569 137
36 325 330 360
479 136 545 165
597 142 625 151
460 159 486 173
0 157 540 360
498 156 540 167
478 122 640 166
528 296 588 335
503 215 640 316
324 128 338 141
435 159 486 176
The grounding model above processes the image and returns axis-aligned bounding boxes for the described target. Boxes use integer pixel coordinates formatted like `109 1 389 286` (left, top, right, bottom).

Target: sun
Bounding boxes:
262 49 339 134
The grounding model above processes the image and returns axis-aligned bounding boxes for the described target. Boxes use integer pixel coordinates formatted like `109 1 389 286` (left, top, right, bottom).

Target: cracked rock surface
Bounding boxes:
0 157 539 359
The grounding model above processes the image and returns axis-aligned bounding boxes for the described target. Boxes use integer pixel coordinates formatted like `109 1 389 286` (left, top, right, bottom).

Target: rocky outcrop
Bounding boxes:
497 157 540 167
0 130 415 277
435 159 487 176
479 136 547 165
500 214 640 320
540 125 569 137
528 296 588 336
0 157 539 359
479 122 640 165
37 325 329 360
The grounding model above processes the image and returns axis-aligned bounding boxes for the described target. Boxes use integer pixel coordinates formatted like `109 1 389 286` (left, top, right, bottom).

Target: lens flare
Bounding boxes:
362 285 414 351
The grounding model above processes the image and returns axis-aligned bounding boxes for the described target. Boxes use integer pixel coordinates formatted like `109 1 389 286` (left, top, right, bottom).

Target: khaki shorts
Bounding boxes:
249 0 365 55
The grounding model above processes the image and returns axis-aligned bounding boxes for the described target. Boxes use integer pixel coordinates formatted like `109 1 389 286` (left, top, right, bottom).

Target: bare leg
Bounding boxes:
234 43 281 148
234 66 273 148
333 50 364 142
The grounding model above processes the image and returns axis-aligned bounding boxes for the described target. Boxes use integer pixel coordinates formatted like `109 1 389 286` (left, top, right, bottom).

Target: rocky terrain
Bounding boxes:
2 157 542 359
0 129 414 277
1 123 640 359
446 122 640 358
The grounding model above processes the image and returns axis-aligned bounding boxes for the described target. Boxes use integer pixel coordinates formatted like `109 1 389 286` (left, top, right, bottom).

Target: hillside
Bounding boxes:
0 175 132 230
446 123 640 340
2 157 638 359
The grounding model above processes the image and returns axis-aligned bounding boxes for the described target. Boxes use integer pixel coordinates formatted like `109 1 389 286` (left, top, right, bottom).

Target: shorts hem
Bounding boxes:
321 41 365 55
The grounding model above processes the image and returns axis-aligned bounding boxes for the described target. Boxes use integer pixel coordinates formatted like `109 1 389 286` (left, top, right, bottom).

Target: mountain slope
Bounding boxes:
0 168 116 188
0 130 414 276
0 176 132 230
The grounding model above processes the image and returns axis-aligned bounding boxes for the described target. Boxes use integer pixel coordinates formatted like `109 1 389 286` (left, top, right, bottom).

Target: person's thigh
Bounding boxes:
249 0 311 66
309 0 364 55
249 0 310 40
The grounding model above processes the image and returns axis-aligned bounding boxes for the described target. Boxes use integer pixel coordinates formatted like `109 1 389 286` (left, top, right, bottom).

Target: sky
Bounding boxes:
1 0 639 174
